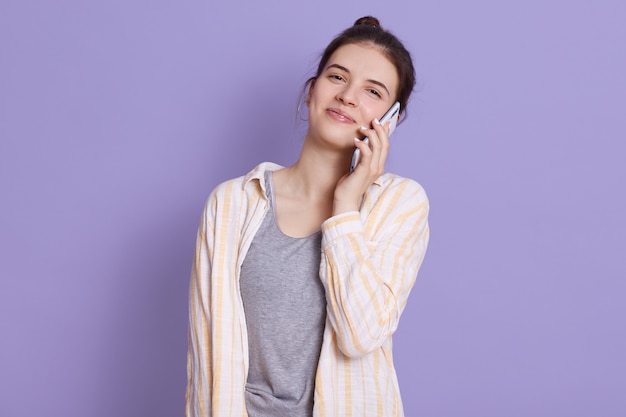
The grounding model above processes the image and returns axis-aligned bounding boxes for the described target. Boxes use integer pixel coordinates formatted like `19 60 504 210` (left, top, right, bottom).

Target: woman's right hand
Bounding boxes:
332 118 391 214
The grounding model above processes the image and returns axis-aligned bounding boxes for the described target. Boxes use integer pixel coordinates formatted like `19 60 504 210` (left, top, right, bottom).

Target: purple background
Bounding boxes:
1 1 625 416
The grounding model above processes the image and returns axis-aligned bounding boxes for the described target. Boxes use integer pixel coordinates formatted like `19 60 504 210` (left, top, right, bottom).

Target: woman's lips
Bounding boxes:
327 108 356 124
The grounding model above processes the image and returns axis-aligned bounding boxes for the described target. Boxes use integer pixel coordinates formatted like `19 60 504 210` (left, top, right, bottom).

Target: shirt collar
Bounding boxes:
242 162 284 195
243 161 385 193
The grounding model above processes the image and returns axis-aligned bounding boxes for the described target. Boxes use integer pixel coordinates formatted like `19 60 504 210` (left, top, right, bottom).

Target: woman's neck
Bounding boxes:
277 138 352 203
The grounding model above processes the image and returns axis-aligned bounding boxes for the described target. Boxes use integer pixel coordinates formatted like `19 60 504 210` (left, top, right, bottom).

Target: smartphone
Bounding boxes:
349 101 401 173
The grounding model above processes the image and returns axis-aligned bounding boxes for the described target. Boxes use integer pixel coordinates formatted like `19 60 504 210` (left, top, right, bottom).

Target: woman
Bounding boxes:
186 16 429 417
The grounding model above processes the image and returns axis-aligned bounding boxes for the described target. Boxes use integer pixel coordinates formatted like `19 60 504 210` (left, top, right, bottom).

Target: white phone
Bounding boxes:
349 101 401 173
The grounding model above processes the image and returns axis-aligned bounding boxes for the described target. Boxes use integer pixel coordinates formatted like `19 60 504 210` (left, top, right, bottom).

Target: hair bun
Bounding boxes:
354 16 381 28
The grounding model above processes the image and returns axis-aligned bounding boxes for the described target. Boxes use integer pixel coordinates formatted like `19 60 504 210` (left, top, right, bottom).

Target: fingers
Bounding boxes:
356 120 390 177
334 119 391 215
372 118 391 169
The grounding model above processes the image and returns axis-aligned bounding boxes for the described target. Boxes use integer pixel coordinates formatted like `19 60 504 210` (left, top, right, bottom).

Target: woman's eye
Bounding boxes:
329 74 345 82
368 89 381 97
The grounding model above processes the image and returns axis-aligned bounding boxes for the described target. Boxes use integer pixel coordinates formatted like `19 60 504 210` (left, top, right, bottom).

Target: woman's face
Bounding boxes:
307 42 399 149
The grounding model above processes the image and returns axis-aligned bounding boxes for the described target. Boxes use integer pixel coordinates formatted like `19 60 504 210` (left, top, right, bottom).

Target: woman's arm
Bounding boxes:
186 198 215 417
320 178 429 357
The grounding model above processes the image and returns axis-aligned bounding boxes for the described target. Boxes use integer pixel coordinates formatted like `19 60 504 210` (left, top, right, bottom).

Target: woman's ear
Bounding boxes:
306 78 316 104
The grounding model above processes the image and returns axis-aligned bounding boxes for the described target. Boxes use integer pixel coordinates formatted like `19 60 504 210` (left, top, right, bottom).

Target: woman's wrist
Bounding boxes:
332 196 361 216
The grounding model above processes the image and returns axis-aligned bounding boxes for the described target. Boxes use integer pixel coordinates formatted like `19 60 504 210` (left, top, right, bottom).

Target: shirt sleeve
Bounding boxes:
186 197 215 417
319 179 429 357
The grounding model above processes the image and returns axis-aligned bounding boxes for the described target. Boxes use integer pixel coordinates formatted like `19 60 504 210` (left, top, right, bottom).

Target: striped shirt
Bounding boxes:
186 162 430 417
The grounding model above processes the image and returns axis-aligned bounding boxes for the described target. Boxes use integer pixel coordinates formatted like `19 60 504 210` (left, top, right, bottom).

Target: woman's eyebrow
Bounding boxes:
325 63 390 96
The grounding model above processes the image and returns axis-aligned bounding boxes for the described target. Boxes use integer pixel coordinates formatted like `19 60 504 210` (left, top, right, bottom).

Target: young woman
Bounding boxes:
186 16 430 417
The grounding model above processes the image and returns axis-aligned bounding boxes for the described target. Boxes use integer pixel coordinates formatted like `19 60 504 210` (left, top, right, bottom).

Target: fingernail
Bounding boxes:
354 137 361 142
374 118 381 125
360 126 368 130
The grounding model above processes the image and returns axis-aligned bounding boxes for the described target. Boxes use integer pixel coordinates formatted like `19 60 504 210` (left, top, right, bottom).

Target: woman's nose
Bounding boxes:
337 86 358 107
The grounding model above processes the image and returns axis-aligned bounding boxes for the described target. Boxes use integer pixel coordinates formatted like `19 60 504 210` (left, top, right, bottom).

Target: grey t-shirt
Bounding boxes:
239 171 326 417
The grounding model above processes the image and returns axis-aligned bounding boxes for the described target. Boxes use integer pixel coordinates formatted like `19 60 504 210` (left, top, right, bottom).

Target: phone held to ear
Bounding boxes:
349 101 401 173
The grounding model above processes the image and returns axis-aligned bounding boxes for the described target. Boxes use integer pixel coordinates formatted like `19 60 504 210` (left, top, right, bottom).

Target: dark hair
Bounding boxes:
308 16 416 115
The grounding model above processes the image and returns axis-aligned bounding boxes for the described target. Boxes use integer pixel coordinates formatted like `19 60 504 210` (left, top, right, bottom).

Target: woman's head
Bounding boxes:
309 16 416 114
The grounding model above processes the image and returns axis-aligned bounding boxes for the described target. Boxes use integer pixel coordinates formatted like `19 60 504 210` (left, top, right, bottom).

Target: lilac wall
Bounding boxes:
1 1 624 416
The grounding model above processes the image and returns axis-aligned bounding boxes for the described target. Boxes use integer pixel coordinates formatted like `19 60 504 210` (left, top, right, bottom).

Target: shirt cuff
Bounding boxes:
321 211 364 243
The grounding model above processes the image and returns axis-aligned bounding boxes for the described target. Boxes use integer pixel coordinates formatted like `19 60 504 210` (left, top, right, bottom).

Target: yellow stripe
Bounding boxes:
359 359 368 415
365 181 408 237
213 182 234 413
374 350 384 417
345 356 354 416
348 234 388 342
